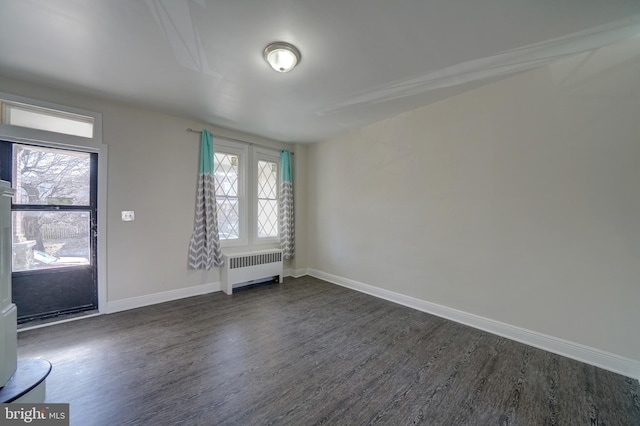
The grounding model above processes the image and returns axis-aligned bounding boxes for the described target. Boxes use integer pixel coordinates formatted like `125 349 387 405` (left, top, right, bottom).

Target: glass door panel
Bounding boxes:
1 141 98 324
12 211 90 272
12 144 91 206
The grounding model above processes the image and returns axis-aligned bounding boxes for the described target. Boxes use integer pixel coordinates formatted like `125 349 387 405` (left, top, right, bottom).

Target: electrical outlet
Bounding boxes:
121 211 135 221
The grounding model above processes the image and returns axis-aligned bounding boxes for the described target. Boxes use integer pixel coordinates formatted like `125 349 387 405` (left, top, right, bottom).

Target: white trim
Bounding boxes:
96 146 108 314
106 282 220 314
285 268 308 278
0 91 103 148
307 269 640 381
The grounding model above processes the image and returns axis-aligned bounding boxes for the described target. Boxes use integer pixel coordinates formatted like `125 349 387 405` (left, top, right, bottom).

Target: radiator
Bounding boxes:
221 249 283 295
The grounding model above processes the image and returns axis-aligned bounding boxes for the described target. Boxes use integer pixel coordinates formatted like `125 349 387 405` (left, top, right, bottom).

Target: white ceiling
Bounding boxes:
0 0 638 143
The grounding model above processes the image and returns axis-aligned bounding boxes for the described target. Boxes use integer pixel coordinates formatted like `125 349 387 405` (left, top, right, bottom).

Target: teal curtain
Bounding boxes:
188 130 223 269
279 150 294 259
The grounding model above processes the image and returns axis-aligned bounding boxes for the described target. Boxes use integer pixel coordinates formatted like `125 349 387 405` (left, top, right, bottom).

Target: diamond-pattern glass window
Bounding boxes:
214 152 239 240
257 160 278 238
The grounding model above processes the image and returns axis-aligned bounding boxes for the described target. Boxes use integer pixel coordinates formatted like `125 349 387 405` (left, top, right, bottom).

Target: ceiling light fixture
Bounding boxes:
263 42 301 73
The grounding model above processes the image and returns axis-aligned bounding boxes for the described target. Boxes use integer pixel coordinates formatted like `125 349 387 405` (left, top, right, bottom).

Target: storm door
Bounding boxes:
0 142 98 323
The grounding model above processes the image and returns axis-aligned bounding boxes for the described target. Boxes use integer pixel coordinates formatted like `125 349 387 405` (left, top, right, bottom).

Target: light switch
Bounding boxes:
121 211 135 221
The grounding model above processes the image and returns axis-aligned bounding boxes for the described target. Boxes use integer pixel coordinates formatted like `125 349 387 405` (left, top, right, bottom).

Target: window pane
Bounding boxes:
12 144 91 206
12 211 90 272
257 160 278 238
257 199 278 238
214 153 238 197
257 160 277 199
4 102 94 138
216 197 239 240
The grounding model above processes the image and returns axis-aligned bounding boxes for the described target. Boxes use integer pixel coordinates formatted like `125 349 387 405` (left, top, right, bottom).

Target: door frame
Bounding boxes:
0 91 108 315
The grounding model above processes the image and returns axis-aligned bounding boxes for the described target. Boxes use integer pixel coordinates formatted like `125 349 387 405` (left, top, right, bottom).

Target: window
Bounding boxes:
12 144 92 206
1 101 95 138
213 140 280 246
255 149 279 241
214 152 241 240
5 143 95 272
213 141 247 246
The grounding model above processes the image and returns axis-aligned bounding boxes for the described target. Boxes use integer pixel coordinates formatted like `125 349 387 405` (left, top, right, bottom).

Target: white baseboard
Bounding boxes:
307 269 640 381
285 268 309 278
106 282 221 314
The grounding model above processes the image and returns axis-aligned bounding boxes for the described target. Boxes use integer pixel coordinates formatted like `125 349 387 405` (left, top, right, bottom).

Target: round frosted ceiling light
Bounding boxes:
264 42 301 73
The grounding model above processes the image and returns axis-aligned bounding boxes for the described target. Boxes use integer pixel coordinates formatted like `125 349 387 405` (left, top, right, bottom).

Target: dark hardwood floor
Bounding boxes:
17 276 640 425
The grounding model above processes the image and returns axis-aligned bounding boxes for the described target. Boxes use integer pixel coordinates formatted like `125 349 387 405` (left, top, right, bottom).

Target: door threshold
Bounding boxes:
17 310 100 332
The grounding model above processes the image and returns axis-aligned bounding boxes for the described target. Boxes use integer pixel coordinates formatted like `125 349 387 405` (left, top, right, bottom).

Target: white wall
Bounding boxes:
307 44 640 363
0 76 295 305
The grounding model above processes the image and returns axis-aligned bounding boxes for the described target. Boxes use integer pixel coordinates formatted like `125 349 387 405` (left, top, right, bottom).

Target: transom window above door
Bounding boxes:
1 101 95 138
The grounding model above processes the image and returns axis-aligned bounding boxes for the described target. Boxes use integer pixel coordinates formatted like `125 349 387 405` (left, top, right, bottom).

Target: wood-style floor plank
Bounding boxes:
17 276 640 425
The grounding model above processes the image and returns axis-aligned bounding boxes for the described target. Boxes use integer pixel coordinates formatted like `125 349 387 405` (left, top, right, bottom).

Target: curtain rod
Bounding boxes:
186 128 294 154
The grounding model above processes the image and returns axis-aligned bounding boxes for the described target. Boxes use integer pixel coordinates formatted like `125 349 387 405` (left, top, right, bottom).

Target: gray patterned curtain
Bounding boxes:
188 130 223 269
279 150 294 259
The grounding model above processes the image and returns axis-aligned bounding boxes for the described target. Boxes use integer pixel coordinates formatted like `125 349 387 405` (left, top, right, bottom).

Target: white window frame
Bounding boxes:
253 148 280 244
0 93 102 150
213 141 281 248
214 139 248 248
